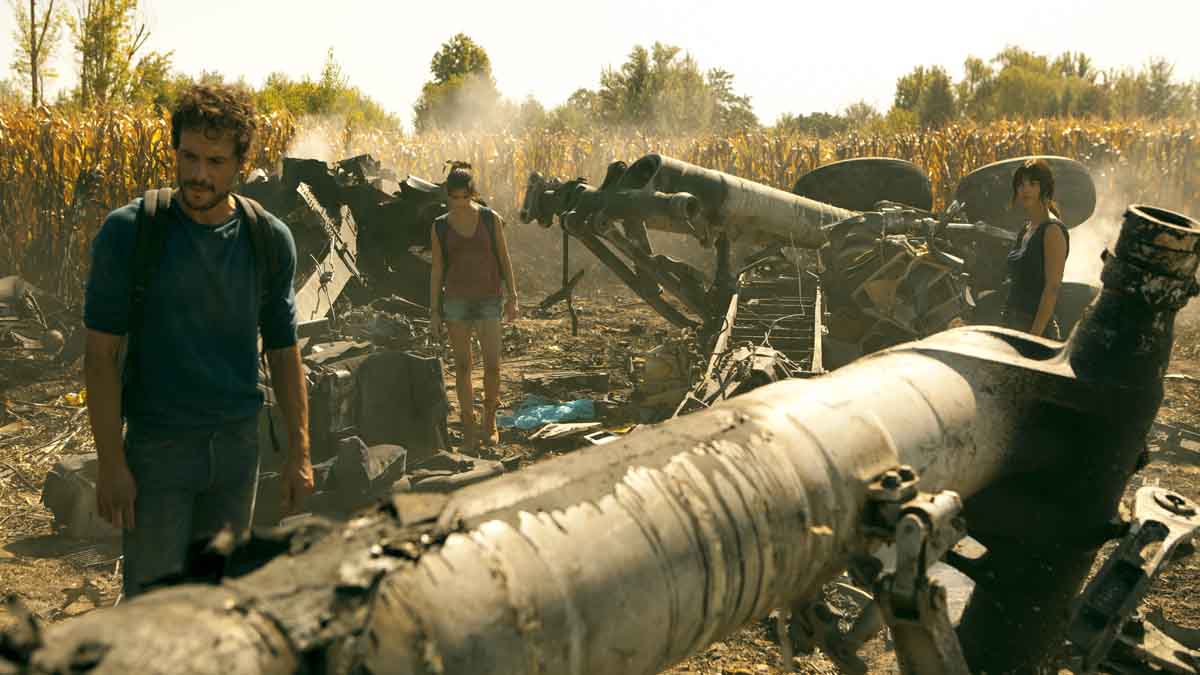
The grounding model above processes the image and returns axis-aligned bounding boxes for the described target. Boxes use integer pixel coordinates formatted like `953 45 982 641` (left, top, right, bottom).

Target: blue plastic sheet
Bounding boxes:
497 395 596 430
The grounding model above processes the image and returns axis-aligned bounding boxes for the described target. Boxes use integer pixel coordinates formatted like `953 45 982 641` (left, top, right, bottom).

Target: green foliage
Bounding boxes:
412 33 501 133
214 50 400 134
125 49 174 107
566 41 756 134
871 46 1200 130
545 88 601 133
894 65 929 111
67 0 156 106
8 0 67 106
773 111 849 138
844 101 881 128
429 33 493 85
917 66 955 128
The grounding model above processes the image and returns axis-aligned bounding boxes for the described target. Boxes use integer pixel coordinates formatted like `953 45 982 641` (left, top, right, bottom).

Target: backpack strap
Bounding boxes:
125 188 174 389
482 207 506 289
434 215 450 268
233 194 279 305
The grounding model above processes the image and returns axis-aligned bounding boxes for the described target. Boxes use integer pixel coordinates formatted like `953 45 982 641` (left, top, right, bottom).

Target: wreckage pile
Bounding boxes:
1 197 1197 675
0 277 82 392
2 147 1199 674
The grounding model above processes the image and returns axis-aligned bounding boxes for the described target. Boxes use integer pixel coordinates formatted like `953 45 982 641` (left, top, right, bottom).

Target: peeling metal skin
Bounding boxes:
360 330 1067 675
27 587 298 675
16 206 1199 675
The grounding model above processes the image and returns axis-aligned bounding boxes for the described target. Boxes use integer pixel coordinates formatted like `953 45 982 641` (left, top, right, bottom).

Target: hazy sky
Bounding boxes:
3 0 1199 127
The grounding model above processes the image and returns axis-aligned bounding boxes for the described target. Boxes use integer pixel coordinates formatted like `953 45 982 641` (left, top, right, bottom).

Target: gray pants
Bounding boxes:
121 416 260 598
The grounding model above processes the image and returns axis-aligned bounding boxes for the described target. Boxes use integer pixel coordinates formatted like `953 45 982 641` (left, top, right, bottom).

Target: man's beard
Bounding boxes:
178 180 232 213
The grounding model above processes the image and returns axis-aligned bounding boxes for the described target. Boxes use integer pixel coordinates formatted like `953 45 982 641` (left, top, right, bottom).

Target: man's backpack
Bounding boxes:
125 188 280 381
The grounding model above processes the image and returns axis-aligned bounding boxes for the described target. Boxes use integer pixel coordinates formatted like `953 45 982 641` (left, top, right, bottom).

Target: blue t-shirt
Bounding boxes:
84 197 298 431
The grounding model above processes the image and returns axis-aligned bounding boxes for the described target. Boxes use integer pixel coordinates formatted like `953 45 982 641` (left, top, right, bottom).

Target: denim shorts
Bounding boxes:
442 296 502 322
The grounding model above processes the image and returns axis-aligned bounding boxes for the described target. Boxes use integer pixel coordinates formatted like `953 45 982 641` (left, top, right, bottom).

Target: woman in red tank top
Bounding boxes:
430 165 519 449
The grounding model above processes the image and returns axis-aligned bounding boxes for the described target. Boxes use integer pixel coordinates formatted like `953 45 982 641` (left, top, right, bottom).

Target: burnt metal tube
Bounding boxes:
17 209 1199 673
596 190 701 236
956 204 1200 673
619 153 856 247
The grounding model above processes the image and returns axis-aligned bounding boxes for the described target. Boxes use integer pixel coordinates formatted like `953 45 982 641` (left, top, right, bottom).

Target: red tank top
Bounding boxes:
442 208 503 300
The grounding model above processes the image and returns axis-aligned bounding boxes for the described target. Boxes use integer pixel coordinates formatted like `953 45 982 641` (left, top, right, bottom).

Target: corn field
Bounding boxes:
3 106 1198 304
0 106 295 305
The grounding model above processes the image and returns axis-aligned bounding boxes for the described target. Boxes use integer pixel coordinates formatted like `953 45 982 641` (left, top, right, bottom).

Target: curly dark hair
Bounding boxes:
170 84 258 165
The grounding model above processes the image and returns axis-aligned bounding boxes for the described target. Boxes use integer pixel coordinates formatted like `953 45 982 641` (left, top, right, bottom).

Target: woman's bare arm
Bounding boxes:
429 223 445 337
1031 224 1068 336
493 213 519 305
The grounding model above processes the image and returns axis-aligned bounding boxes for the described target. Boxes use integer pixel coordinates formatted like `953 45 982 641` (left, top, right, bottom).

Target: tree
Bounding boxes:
124 47 172 106
253 51 401 134
547 87 601 132
843 100 881 129
917 66 956 128
67 0 173 106
892 64 957 127
412 33 501 133
893 65 928 111
69 0 143 106
513 96 548 131
589 42 756 133
773 111 848 138
429 33 492 85
956 56 995 120
707 67 757 130
1140 57 1176 119
8 0 67 106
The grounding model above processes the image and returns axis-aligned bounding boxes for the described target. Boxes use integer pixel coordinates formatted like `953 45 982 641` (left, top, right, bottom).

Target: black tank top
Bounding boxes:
1004 219 1070 317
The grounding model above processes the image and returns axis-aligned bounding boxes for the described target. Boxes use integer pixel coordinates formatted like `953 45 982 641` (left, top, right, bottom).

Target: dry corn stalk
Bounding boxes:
2 107 1196 303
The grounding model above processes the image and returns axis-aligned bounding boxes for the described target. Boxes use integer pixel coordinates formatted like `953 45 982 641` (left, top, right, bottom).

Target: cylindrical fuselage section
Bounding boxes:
619 153 856 247
362 339 1040 675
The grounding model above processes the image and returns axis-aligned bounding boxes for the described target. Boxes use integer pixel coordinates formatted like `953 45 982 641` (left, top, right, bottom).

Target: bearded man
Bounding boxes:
83 84 314 598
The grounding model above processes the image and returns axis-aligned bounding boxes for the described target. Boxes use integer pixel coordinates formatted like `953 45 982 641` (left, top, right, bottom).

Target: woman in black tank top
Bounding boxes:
1001 158 1070 338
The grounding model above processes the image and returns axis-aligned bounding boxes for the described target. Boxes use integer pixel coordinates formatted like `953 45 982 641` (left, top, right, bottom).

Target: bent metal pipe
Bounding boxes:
19 206 1200 675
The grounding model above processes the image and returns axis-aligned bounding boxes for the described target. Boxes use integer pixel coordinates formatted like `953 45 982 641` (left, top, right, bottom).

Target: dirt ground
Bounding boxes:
0 285 1197 674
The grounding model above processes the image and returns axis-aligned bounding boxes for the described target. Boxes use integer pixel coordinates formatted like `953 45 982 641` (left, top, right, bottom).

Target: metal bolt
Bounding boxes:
881 471 902 489
897 466 916 482
1155 491 1197 516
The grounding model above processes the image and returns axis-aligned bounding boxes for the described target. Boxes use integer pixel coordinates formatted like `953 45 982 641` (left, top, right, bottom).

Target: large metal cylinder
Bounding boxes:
21 207 1200 675
619 153 855 247
956 204 1200 672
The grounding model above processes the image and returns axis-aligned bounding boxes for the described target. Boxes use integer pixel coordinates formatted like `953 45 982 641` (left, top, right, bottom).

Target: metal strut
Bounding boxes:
779 466 970 675
1068 487 1200 674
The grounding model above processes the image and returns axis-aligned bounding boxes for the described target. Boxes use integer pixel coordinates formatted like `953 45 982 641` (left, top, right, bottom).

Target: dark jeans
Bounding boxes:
121 416 260 598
